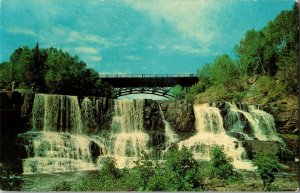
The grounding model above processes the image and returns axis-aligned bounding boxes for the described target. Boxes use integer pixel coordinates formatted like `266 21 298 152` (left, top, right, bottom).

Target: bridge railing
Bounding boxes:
99 74 198 78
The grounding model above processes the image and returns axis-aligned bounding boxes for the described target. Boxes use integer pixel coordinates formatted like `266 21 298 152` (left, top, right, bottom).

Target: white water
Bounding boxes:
31 94 82 134
81 97 97 132
179 104 253 170
23 94 285 173
226 103 282 142
22 132 107 174
158 105 179 145
110 99 150 168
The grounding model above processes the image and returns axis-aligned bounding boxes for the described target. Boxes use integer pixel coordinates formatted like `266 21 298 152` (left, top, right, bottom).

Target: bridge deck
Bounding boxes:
100 74 199 88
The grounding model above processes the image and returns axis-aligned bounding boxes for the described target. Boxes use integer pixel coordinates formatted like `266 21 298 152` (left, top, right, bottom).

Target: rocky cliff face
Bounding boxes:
159 100 196 140
0 91 31 171
264 95 298 134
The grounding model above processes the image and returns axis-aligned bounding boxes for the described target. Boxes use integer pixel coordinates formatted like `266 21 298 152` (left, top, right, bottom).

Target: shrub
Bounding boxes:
146 145 203 191
210 146 235 181
252 153 282 191
0 164 22 191
52 181 72 191
100 157 121 178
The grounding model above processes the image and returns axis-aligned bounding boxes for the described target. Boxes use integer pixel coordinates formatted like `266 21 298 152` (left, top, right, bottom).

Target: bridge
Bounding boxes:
99 74 199 98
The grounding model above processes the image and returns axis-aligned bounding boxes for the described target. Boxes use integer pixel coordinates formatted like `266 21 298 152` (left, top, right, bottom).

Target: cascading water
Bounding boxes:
158 105 179 145
158 105 179 159
81 97 97 133
20 93 286 174
110 99 150 168
179 103 253 170
226 102 282 142
31 94 82 134
22 94 106 174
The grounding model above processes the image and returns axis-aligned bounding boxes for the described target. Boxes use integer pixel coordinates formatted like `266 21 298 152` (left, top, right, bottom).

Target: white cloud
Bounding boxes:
88 55 102 62
126 55 141 61
75 46 98 54
7 27 37 37
125 0 224 45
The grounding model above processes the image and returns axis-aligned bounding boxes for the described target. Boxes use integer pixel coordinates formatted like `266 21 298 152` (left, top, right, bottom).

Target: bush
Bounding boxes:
134 151 156 190
209 146 235 181
0 164 22 191
52 181 72 191
146 145 203 191
100 157 121 178
252 153 282 191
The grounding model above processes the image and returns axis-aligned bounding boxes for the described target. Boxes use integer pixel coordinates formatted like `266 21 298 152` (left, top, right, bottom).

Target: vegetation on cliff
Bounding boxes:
174 3 298 105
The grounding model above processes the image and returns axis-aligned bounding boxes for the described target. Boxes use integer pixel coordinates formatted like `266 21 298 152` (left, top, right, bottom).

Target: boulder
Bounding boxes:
242 140 294 161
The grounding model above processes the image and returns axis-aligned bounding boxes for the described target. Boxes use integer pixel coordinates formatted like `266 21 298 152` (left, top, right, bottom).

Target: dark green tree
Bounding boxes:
252 154 282 191
24 43 47 91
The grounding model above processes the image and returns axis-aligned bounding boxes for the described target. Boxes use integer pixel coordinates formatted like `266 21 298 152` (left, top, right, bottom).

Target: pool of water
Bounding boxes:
21 171 87 191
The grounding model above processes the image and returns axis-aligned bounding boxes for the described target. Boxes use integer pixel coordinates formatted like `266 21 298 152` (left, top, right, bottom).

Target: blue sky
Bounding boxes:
0 0 294 75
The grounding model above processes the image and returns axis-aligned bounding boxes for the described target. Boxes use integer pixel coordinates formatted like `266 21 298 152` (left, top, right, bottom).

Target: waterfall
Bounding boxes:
31 94 82 134
158 105 179 145
179 104 253 170
21 94 286 174
110 99 150 168
21 132 107 174
226 102 282 142
158 104 179 159
81 97 97 133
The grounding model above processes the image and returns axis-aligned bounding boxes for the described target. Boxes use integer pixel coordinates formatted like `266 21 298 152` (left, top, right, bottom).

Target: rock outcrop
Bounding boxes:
159 100 196 140
242 140 294 161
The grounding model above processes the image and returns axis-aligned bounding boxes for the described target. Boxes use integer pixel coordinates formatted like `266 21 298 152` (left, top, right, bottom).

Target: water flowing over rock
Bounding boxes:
2 93 294 174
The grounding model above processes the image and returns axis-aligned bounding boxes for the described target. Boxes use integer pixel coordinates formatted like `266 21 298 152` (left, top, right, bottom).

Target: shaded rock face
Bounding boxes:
142 100 165 148
143 99 164 132
89 141 102 163
21 93 35 129
0 91 32 172
242 140 294 162
263 96 298 134
159 100 196 140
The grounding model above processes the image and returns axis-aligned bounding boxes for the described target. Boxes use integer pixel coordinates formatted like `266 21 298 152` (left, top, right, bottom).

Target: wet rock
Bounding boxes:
242 140 281 159
143 99 164 132
147 131 165 147
227 131 246 141
242 140 294 161
159 100 196 134
89 141 101 163
278 148 294 162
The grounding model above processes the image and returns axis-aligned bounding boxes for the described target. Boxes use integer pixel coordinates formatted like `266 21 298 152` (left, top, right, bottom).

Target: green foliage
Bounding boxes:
170 85 186 100
24 43 47 91
0 45 114 97
188 3 299 103
145 145 203 191
244 75 287 104
0 164 22 191
133 151 156 189
51 181 72 191
0 62 11 88
252 153 282 191
209 146 234 181
100 157 121 178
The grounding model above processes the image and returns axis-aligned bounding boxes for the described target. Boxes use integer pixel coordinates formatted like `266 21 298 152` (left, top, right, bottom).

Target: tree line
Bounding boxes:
174 3 298 103
0 43 114 97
